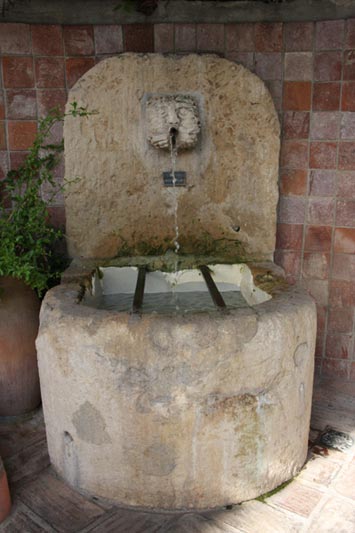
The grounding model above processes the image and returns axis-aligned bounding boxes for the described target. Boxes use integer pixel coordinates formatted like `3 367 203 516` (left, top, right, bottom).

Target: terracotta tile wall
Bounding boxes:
1 20 355 379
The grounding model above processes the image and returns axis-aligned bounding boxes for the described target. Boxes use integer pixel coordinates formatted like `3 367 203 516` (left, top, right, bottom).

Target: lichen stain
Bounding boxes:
203 393 258 417
72 401 111 445
142 443 177 477
293 342 309 367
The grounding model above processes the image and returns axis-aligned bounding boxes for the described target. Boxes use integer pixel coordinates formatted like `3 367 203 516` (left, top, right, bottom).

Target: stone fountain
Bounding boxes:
36 53 316 510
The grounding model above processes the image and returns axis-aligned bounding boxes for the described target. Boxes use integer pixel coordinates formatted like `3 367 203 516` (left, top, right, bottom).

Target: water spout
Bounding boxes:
169 127 178 150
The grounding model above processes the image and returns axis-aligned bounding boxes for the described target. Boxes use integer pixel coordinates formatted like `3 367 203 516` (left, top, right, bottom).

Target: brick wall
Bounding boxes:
1 20 355 380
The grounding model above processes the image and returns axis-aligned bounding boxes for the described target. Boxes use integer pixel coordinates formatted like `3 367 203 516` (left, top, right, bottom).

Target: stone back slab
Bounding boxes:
64 53 280 261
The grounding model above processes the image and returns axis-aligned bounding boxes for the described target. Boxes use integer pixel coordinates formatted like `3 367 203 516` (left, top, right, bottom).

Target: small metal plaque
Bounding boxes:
163 171 186 187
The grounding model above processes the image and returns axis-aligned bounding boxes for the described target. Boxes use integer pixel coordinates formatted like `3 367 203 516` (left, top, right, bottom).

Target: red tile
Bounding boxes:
94 25 123 54
341 82 355 111
35 57 65 88
314 51 342 82
302 279 329 306
334 227 355 253
281 140 308 168
310 170 336 196
2 57 34 88
328 306 354 333
337 171 355 197
0 92 4 120
315 20 344 50
47 206 66 229
0 23 31 54
315 333 325 359
283 81 312 111
278 195 306 224
255 23 282 52
31 24 64 56
326 333 352 359
343 50 355 80
346 18 355 48
280 169 308 195
225 23 254 52
316 305 327 334
332 253 355 280
226 51 254 71
123 24 154 53
304 225 332 252
308 198 335 225
310 142 337 169
0 180 10 207
284 22 314 52
10 150 29 170
0 122 6 150
65 58 95 88
37 89 67 118
313 83 341 111
339 142 355 170
274 250 301 284
0 151 8 180
276 223 303 249
302 252 330 280
340 112 355 139
8 121 37 150
63 25 94 55
196 24 224 53
283 111 309 139
336 199 355 226
322 359 349 379
174 24 196 52
154 24 174 53
6 89 37 119
310 112 339 140
330 280 355 307
255 53 281 80
284 52 313 81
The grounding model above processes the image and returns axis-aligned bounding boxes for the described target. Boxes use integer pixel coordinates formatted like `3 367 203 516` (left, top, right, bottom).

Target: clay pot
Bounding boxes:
0 277 41 416
0 457 11 523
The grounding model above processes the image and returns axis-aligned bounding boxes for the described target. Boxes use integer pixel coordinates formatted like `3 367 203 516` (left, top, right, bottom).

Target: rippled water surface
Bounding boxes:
85 290 248 313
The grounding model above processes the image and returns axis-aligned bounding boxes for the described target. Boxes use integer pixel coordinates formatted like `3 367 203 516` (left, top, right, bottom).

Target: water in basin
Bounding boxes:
82 264 271 313
87 288 248 314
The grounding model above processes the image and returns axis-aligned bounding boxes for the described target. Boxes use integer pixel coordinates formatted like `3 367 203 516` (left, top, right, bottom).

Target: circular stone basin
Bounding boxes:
36 263 316 510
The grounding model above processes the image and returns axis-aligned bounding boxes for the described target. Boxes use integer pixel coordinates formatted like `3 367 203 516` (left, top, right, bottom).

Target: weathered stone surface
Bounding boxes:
36 282 316 510
64 53 280 261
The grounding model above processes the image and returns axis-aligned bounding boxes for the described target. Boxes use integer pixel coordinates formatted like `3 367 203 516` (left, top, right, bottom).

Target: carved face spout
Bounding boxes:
146 95 201 151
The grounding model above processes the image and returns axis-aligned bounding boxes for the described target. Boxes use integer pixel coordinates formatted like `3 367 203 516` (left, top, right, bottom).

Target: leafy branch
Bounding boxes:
0 101 94 295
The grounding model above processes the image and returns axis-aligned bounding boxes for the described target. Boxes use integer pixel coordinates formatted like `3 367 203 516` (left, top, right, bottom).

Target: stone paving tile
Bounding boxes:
297 453 342 486
205 500 305 532
4 437 50 490
266 480 323 518
307 495 355 532
311 443 351 464
80 507 173 533
161 513 242 532
16 468 104 532
333 458 355 500
0 501 54 532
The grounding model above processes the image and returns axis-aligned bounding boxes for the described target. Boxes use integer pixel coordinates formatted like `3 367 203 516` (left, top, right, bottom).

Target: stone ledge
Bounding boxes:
1 1 355 24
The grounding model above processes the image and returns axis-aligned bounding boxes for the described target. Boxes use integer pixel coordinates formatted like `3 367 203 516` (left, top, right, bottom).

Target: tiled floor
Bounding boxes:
1 377 355 532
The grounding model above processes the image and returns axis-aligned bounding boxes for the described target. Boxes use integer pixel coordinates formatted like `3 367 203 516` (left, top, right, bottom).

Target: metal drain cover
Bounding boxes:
320 429 354 452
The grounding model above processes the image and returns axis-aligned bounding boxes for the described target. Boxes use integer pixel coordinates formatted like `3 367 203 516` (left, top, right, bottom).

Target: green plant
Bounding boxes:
0 102 92 296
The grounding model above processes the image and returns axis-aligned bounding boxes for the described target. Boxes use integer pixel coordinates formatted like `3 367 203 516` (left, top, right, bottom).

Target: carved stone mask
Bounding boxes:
146 95 200 151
